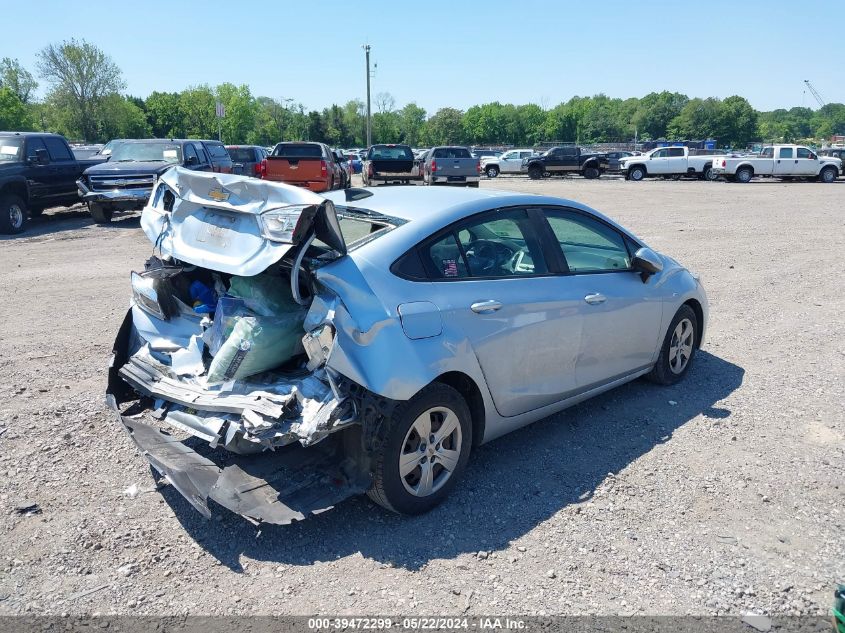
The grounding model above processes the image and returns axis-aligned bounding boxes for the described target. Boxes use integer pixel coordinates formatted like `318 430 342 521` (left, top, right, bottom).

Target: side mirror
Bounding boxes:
632 247 663 282
35 148 50 165
185 155 198 166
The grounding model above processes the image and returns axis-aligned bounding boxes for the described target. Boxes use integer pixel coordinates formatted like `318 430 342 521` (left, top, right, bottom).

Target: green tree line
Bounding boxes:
1 40 843 148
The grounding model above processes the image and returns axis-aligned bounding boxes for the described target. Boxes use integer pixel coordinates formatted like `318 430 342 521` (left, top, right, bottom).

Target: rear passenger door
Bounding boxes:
774 147 795 176
42 137 79 200
420 207 584 418
665 147 687 174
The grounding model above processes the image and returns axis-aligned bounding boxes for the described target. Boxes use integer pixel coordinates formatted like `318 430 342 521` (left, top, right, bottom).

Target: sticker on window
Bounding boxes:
163 149 178 159
0 146 19 156
442 259 458 277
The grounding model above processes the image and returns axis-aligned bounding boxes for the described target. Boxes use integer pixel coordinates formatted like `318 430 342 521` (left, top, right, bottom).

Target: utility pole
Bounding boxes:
364 44 372 147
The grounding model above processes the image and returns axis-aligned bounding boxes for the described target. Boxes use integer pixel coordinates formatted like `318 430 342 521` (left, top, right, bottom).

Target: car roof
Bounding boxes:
0 131 62 137
324 186 639 263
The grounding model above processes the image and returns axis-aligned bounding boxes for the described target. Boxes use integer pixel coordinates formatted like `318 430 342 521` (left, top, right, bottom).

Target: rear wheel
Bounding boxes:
702 166 716 181
528 164 543 180
647 305 698 385
485 165 499 178
367 384 472 515
735 167 753 183
582 166 600 179
88 202 113 224
819 166 837 183
0 194 27 234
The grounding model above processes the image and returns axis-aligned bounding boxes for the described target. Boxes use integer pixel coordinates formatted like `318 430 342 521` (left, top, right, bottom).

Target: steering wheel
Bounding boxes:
465 239 517 274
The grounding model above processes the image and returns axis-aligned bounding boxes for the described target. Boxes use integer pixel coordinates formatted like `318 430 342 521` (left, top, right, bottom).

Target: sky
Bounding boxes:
5 0 844 113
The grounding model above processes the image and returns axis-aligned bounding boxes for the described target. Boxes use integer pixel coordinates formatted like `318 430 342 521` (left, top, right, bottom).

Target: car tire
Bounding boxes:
735 167 753 183
528 165 543 180
486 165 499 178
628 166 646 181
646 305 698 386
818 167 837 183
702 166 716 181
88 202 113 224
582 166 600 179
367 383 472 515
0 194 28 235
468 182 479 188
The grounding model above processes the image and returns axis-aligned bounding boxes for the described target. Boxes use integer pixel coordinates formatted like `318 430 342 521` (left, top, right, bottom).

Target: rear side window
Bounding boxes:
423 209 548 279
544 209 631 273
668 147 685 157
204 143 229 158
273 143 323 158
43 137 73 161
779 147 794 159
432 147 471 159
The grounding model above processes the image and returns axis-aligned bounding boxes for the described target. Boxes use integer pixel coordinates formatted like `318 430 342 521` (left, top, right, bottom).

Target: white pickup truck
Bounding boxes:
480 148 536 178
710 145 841 183
620 146 723 181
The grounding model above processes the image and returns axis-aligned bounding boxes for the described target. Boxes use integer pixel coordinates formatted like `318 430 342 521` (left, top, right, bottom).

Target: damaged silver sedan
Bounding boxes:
108 167 708 525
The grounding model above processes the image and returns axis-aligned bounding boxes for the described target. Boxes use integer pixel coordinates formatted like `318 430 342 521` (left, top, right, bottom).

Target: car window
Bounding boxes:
25 138 47 160
194 144 210 164
652 149 667 158
501 152 514 160
424 209 548 279
43 137 73 161
779 147 794 159
520 151 533 159
796 147 813 159
183 144 198 163
760 147 774 158
544 209 632 273
227 147 256 162
668 147 685 157
204 142 229 159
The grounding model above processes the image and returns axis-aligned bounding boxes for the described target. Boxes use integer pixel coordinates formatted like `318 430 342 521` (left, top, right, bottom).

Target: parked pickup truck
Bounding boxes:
710 145 842 183
521 146 608 180
77 139 227 223
620 146 723 181
362 144 422 185
481 148 536 178
423 146 481 187
0 131 102 234
262 142 343 192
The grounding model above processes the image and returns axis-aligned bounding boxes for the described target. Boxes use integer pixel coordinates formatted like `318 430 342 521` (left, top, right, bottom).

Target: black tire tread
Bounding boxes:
647 305 698 385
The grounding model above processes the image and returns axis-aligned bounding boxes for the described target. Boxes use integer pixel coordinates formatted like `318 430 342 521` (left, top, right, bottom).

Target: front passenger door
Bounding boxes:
542 208 663 389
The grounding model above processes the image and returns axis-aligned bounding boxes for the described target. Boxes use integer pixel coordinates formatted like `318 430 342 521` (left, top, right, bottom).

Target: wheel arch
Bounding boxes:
628 162 647 174
736 162 755 175
432 371 485 447
0 179 29 204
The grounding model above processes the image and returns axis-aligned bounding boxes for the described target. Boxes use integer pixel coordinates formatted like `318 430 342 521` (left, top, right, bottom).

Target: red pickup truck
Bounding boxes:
261 142 343 192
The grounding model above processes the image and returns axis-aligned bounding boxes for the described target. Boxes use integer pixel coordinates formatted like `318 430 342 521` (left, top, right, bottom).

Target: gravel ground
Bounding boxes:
0 176 842 616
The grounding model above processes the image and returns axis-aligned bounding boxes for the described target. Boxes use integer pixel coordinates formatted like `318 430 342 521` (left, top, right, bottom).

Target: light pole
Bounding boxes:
364 44 372 147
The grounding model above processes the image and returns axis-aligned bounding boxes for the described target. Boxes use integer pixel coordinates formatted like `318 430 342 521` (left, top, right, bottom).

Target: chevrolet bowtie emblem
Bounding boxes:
208 187 230 202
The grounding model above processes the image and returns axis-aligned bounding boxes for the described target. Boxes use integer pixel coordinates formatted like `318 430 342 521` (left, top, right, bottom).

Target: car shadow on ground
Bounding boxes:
161 350 744 572
0 206 140 241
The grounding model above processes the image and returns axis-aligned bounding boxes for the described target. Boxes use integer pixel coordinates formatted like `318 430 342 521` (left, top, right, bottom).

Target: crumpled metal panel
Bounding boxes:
113 402 368 525
141 168 327 277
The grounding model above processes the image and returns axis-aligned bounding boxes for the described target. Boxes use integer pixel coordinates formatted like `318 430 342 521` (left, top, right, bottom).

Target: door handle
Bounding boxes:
471 300 502 314
584 293 606 305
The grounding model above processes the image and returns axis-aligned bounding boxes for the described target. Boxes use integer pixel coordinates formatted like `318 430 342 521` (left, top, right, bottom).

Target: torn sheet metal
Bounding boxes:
130 304 204 351
111 399 368 525
141 167 343 277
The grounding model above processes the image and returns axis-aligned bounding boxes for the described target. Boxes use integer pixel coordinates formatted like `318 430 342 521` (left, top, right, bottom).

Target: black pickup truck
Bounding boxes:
0 131 103 234
362 144 423 185
77 139 232 223
521 146 609 180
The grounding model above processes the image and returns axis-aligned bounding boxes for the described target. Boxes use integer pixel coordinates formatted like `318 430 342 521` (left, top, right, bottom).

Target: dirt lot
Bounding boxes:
0 175 842 617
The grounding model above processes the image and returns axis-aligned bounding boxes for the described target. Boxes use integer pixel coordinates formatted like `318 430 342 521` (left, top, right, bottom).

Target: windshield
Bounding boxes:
0 139 24 162
110 142 182 163
369 145 413 160
432 147 472 159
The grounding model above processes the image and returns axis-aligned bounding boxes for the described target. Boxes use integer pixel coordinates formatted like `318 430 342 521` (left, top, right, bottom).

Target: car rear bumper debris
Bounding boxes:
107 394 369 525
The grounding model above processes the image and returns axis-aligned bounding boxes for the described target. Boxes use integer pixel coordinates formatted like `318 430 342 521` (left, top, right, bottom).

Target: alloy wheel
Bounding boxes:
399 407 462 497
668 318 694 374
